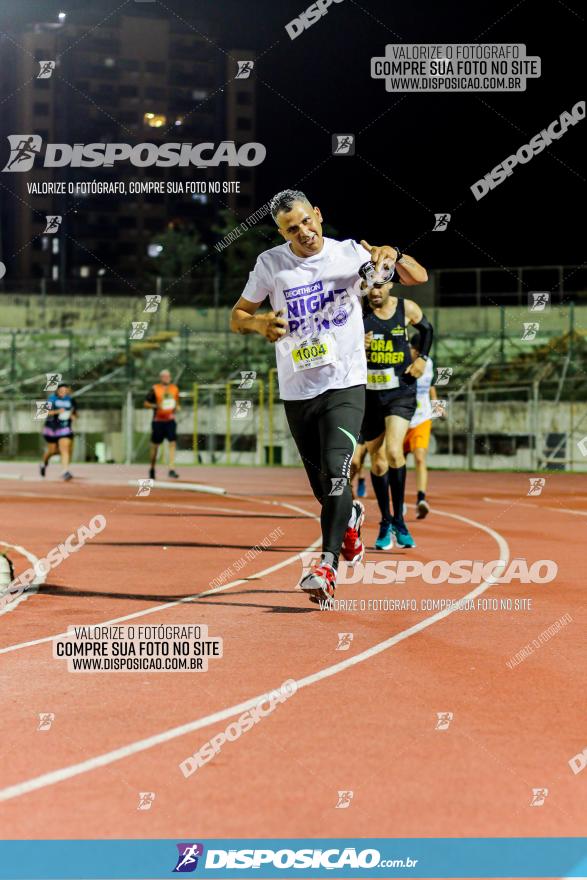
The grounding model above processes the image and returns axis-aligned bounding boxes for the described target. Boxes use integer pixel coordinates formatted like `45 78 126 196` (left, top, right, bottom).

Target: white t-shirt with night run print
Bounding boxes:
241 237 377 401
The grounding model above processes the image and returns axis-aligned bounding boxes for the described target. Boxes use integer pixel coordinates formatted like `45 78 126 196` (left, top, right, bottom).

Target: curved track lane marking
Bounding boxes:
0 506 509 803
483 496 587 517
0 501 320 654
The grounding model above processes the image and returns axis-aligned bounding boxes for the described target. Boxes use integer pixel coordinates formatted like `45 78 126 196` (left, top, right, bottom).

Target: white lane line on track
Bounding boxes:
0 541 46 618
0 475 224 493
0 506 509 803
128 480 226 495
0 501 320 655
483 496 587 517
2 490 292 518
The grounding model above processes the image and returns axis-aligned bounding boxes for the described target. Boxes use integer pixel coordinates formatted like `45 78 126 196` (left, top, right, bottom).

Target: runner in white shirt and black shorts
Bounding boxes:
403 335 438 519
230 190 428 603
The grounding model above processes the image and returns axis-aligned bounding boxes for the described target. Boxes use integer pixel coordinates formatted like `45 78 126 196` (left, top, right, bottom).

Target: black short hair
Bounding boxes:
57 383 70 390
269 189 311 223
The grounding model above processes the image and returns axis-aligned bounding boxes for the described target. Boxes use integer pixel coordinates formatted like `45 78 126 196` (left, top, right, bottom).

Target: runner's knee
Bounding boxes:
319 450 350 497
370 445 387 475
371 458 387 476
304 466 326 503
386 443 404 467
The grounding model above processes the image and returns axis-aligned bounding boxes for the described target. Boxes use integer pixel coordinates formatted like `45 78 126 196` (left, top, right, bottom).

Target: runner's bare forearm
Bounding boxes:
395 254 428 286
231 309 262 335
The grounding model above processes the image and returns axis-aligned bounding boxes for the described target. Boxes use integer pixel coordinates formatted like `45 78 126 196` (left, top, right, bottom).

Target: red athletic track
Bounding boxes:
0 464 585 867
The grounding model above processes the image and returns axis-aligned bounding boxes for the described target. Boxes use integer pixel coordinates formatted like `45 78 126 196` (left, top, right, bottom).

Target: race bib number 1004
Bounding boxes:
291 334 335 372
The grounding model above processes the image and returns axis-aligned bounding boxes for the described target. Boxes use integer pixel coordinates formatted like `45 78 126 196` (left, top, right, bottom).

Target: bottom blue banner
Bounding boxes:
0 838 586 879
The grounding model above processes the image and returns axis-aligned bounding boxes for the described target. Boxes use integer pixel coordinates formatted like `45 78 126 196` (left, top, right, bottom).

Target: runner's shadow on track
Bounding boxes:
93 541 304 551
137 513 308 519
37 585 314 612
194 597 314 613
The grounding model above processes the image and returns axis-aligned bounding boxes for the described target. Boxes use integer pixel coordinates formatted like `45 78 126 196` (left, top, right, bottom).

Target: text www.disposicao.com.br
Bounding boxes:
70 657 201 671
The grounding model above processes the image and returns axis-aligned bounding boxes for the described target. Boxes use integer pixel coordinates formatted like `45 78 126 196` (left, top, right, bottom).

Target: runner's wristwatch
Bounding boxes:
393 247 403 263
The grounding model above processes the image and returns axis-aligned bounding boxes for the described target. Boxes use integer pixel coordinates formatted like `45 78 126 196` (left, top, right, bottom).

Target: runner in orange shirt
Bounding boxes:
144 369 180 480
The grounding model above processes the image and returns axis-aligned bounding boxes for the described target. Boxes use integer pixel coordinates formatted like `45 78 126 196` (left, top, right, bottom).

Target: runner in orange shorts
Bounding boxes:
403 333 440 518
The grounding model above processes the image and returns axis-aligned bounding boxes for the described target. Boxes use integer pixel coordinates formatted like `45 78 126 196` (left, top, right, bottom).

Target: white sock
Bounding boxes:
348 501 361 529
321 552 336 569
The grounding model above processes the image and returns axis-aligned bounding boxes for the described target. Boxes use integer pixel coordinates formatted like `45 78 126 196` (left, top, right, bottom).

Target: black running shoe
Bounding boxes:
62 471 73 481
39 464 46 478
149 467 156 480
417 499 430 519
168 469 179 479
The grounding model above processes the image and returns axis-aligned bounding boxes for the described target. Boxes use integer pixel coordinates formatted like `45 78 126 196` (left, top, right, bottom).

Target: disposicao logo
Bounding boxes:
2 136 266 171
173 843 204 873
205 847 382 870
470 100 585 200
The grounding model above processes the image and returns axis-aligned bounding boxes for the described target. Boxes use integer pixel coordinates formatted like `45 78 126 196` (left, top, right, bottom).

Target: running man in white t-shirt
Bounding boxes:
403 334 440 518
230 190 428 603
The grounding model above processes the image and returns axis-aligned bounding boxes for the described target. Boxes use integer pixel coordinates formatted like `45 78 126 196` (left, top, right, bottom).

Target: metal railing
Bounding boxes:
432 264 587 307
1 379 586 472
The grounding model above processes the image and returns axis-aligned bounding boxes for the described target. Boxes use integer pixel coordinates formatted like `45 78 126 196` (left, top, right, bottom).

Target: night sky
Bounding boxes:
1 0 585 274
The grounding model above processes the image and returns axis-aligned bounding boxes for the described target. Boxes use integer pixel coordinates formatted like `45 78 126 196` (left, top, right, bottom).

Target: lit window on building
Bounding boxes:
144 112 166 128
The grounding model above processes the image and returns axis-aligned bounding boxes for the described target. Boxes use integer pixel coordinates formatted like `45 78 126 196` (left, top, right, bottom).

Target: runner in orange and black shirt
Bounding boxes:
144 369 180 480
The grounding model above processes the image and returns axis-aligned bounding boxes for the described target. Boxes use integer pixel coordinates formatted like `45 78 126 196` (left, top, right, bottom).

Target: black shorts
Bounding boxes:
43 426 74 442
151 419 177 444
283 385 365 502
361 391 417 442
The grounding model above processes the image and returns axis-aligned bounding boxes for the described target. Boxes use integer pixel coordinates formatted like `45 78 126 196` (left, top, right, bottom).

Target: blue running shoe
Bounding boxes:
392 521 416 548
357 477 366 498
374 521 393 550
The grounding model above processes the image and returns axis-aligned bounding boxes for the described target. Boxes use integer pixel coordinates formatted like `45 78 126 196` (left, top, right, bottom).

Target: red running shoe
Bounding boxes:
299 562 337 604
341 500 365 566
